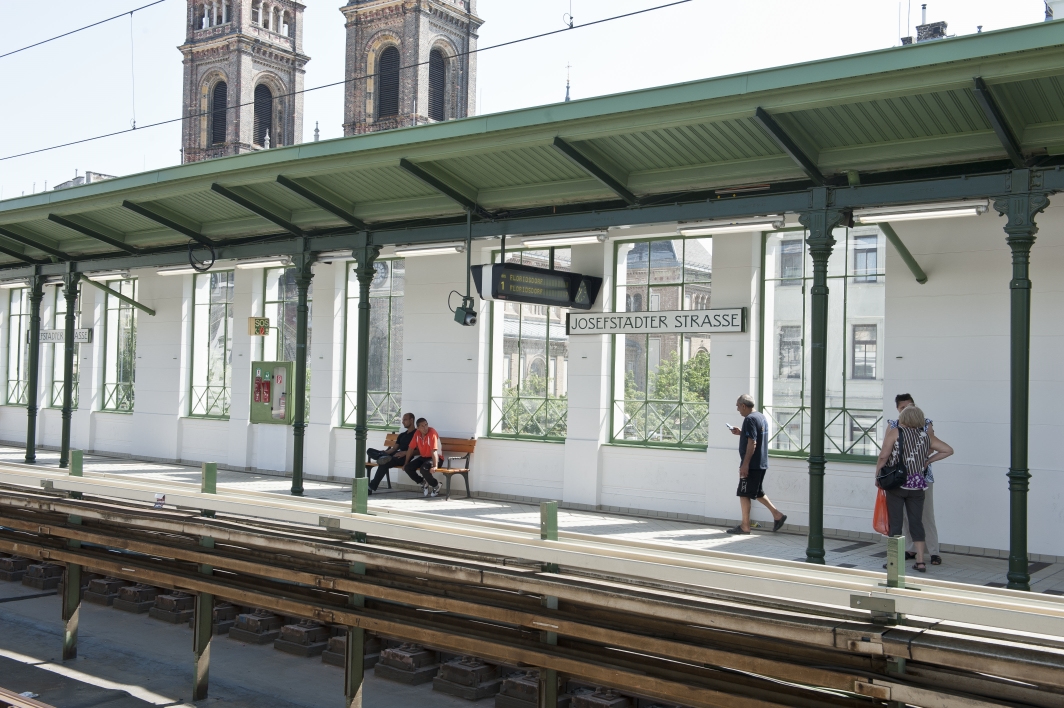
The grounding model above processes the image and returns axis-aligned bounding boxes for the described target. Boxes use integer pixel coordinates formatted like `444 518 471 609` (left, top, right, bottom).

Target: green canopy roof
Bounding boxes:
2 19 1064 266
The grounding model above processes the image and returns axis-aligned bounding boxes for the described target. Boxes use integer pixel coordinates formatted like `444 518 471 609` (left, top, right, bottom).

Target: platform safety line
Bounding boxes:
2 467 1064 637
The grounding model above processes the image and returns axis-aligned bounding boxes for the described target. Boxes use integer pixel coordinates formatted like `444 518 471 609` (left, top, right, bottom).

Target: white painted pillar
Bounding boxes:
704 231 765 522
71 285 97 452
306 261 341 479
561 242 611 507
130 271 184 462
226 267 257 470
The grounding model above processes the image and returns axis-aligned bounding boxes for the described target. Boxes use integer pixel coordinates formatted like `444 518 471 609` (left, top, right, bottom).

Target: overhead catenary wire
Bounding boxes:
0 0 169 60
0 0 694 163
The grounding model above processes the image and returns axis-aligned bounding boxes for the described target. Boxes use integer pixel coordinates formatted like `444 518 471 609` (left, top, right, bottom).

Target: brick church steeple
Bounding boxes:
340 0 483 135
179 1 310 163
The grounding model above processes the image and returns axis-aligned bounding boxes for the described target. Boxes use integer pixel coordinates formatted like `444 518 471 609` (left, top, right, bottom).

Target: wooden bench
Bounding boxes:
364 434 476 500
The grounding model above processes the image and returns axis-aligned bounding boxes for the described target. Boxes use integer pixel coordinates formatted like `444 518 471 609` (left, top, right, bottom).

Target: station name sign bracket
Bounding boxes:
567 308 746 335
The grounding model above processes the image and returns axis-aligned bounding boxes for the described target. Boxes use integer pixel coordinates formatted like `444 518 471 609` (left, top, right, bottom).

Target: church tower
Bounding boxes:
179 1 310 163
340 1 483 135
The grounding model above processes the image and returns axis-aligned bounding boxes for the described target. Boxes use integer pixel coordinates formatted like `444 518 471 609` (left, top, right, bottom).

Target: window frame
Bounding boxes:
608 236 714 450
851 324 878 381
49 285 80 409
487 247 571 442
189 270 235 419
6 287 29 406
101 278 138 413
757 228 886 464
341 258 405 430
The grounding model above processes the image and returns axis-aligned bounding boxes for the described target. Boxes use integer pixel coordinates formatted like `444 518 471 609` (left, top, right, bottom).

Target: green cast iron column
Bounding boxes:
24 270 43 463
291 253 316 496
798 191 845 565
59 268 79 469
352 240 381 497
993 170 1048 591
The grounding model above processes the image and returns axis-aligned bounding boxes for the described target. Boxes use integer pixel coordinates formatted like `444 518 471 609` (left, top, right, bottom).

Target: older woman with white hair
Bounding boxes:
874 405 954 573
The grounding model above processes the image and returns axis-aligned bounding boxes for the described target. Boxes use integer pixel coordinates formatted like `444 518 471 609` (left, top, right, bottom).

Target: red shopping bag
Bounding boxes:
872 488 890 536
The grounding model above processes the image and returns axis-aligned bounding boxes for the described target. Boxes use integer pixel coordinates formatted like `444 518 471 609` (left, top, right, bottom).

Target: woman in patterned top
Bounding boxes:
875 404 954 572
888 394 941 564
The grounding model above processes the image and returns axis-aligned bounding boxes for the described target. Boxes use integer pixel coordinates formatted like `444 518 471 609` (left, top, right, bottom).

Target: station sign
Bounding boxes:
37 329 93 344
470 263 602 310
567 308 746 335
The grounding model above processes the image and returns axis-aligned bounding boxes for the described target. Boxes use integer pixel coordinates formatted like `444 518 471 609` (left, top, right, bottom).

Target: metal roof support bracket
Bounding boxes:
552 137 638 206
398 158 492 219
79 274 156 316
121 201 216 249
210 184 305 237
972 77 1025 169
276 176 368 231
754 107 826 186
0 226 73 261
48 214 139 255
879 222 928 284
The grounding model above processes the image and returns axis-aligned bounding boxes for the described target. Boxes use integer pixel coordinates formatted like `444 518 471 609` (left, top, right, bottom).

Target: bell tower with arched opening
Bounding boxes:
340 0 483 136
179 0 310 163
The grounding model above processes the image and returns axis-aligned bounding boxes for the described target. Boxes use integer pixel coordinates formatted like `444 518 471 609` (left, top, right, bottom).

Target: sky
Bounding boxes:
0 0 1051 201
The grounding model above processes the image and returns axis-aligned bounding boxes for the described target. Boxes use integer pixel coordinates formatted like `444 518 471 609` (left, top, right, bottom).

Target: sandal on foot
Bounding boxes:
772 514 787 532
930 555 942 565
726 525 751 535
904 551 916 560
913 562 927 573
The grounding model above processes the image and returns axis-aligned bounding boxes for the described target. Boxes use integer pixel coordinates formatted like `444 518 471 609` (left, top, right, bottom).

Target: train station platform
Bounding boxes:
4 445 1061 595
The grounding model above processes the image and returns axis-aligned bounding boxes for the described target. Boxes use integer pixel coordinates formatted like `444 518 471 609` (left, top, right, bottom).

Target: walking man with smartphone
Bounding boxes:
726 394 787 535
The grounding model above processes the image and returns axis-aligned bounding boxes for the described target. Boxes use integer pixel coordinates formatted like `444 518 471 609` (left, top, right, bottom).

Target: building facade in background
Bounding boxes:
179 0 310 163
341 0 482 135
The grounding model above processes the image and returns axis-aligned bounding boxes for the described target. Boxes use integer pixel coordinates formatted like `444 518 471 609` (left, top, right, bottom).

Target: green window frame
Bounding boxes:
102 279 137 412
758 227 886 462
610 237 713 448
263 266 312 410
50 286 80 409
487 248 570 441
190 271 234 418
342 259 404 429
6 287 30 405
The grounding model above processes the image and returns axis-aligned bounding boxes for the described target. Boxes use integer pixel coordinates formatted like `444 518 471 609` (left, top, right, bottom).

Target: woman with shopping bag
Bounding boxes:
873 405 954 573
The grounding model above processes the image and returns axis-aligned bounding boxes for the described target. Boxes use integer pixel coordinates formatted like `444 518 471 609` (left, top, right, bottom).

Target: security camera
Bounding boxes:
454 295 478 327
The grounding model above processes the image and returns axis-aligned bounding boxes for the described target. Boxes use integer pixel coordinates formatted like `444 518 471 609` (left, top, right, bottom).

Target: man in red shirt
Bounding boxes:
404 417 442 497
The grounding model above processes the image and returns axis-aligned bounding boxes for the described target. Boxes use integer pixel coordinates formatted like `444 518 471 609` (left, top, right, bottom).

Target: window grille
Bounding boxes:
377 46 401 119
428 50 446 121
211 81 228 146
254 84 273 147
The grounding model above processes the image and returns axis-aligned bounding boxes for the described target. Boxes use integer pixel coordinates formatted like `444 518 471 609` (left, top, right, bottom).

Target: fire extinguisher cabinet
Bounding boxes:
250 361 295 425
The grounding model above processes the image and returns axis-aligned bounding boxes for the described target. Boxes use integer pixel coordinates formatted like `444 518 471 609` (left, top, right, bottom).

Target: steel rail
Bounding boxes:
2 464 1063 639
0 510 1045 708
2 490 1062 706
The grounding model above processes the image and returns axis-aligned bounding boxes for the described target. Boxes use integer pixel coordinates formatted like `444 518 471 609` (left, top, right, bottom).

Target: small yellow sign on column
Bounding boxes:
248 317 270 336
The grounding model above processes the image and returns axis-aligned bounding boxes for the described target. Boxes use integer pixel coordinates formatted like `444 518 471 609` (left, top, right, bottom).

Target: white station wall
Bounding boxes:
0 206 1059 556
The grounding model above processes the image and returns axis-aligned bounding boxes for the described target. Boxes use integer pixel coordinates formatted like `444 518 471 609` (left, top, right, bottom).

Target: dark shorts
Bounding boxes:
736 468 767 499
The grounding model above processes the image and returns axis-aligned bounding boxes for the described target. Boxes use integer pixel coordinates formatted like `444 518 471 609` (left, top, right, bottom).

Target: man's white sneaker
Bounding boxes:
430 484 440 498
422 483 430 497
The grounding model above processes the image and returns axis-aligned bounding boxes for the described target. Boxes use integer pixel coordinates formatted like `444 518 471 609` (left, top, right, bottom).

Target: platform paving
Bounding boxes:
2 446 1062 594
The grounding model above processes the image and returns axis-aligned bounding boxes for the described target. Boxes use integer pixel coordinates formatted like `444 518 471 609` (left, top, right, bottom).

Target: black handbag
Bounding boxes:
876 429 909 490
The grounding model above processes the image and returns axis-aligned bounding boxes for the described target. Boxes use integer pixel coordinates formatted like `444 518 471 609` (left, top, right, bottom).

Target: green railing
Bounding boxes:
6 380 27 406
190 385 230 418
490 395 567 440
343 391 402 429
50 378 79 409
103 383 135 412
765 406 883 458
613 399 709 446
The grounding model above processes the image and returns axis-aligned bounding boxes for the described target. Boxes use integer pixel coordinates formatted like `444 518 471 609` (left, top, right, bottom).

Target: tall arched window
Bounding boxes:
210 81 228 145
377 46 400 119
428 49 446 122
254 84 273 147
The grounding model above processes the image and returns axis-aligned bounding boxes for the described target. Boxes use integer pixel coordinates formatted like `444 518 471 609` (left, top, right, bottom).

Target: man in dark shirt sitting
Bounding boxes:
368 413 417 494
727 394 787 534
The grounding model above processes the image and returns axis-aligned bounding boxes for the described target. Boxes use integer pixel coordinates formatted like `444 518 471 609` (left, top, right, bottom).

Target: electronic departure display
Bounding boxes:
470 263 602 310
